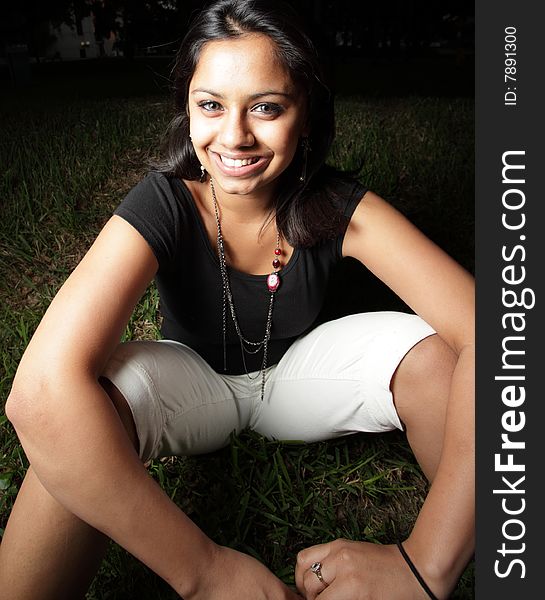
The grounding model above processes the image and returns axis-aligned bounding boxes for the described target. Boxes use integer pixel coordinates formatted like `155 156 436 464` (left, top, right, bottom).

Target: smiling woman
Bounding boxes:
0 1 474 599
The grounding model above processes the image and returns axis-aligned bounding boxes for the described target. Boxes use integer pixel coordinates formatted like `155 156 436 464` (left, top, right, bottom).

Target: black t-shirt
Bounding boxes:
114 172 366 374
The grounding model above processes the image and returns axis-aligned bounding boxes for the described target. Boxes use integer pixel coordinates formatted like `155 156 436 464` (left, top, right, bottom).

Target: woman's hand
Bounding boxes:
189 545 302 600
295 539 432 600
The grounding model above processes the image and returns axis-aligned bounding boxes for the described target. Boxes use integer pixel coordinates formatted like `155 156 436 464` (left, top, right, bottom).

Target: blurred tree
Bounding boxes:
2 0 75 61
1 1 190 63
1 0 474 64
88 0 120 56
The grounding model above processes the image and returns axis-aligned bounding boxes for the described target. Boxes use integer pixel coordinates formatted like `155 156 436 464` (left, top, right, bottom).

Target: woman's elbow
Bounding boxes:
5 373 56 438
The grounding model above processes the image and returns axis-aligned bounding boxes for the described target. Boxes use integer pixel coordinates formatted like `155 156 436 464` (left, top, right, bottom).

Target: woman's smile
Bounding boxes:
209 150 270 178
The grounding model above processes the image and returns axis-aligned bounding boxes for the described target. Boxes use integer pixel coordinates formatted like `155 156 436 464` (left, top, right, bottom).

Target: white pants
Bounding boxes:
103 312 435 461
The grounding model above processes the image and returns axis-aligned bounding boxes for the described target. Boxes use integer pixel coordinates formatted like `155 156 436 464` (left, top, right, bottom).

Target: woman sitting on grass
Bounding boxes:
0 0 474 598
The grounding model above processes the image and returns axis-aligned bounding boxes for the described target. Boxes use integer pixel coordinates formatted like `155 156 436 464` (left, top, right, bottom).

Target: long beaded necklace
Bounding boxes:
210 178 282 402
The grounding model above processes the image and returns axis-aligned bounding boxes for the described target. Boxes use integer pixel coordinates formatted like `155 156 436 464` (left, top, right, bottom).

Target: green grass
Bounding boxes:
0 72 474 598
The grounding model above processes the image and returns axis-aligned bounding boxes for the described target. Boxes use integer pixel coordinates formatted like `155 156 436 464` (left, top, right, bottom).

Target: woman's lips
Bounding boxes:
209 150 269 177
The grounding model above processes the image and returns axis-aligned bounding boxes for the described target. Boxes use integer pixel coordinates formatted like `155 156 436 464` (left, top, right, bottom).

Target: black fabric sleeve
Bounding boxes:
334 178 368 260
113 172 181 270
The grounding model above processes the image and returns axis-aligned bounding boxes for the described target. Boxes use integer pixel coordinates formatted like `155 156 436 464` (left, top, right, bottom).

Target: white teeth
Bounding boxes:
220 155 258 167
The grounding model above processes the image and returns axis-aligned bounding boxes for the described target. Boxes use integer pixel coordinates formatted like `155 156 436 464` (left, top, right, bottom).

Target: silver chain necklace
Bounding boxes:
210 178 282 402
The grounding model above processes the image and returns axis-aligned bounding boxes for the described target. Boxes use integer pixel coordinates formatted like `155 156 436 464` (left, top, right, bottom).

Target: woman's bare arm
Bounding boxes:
344 192 474 594
6 216 214 595
6 216 300 599
293 192 475 599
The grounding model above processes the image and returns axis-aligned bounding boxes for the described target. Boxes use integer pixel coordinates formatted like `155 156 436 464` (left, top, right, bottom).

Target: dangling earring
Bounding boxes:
200 164 207 183
299 137 310 184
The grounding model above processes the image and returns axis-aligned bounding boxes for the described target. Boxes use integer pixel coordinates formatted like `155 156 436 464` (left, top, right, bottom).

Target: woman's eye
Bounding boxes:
198 101 222 112
253 103 283 115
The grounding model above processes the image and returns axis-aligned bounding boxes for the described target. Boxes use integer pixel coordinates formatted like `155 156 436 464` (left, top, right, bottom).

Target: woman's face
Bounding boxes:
188 34 308 200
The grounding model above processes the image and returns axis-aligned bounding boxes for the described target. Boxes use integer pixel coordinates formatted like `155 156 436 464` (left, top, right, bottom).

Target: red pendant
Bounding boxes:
267 272 281 292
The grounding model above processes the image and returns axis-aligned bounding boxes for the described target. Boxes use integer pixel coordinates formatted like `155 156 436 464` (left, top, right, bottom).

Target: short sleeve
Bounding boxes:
335 178 368 260
114 172 181 269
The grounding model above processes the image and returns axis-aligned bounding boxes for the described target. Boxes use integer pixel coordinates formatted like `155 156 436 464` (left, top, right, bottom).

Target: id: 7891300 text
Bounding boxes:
504 26 517 106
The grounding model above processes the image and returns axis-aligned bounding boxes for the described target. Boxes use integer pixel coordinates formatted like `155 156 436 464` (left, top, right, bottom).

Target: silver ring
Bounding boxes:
310 562 328 587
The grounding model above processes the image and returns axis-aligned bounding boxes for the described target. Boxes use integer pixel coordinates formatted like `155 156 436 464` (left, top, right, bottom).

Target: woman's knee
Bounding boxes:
391 334 457 427
404 334 456 383
99 377 140 455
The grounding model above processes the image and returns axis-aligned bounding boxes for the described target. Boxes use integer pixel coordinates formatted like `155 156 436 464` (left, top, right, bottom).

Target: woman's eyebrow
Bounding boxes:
190 88 224 97
190 88 295 100
248 91 295 100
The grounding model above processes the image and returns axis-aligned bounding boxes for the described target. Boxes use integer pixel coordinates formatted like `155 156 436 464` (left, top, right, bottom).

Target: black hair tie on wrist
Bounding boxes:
397 541 439 600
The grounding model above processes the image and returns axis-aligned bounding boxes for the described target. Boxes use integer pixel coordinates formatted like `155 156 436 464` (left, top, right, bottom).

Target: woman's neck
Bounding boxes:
190 178 275 226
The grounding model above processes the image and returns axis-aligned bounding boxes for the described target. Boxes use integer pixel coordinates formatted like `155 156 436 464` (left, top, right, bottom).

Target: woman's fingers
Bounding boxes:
295 541 328 594
301 562 335 600
296 540 350 599
203 545 303 600
296 540 430 600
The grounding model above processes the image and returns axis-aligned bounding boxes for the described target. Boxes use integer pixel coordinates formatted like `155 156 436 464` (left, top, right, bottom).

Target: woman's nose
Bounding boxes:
218 111 255 148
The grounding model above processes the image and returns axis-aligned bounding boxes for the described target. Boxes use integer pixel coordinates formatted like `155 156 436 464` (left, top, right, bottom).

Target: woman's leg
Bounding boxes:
390 334 456 481
252 312 438 445
254 313 454 483
0 380 138 600
0 467 108 600
2 339 257 600
4 339 299 600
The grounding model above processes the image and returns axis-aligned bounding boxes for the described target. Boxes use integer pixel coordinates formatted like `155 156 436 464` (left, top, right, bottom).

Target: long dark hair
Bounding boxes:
154 0 352 247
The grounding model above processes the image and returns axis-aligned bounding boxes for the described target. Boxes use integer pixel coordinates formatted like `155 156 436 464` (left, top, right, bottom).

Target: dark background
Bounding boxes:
2 0 474 97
